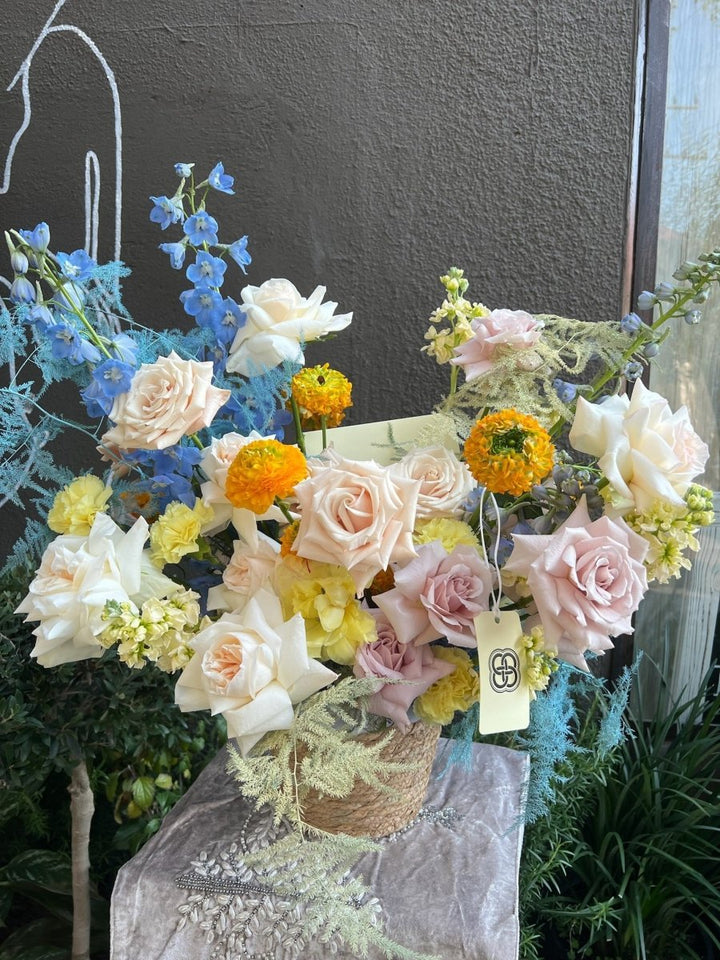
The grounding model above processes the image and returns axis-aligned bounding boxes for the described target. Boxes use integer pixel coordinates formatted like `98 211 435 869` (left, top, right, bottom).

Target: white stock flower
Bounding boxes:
174 588 337 755
569 380 709 514
16 514 178 667
225 279 352 376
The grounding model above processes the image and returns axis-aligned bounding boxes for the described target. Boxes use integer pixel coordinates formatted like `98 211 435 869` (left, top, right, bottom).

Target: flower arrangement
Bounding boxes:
3 162 716 819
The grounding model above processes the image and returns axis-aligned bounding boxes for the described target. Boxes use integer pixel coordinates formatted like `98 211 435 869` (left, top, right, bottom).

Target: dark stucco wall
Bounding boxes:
0 0 638 552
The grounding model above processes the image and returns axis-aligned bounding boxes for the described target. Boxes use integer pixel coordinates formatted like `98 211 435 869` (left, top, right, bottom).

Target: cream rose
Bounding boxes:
102 351 230 451
174 588 337 755
502 498 649 670
225 278 352 376
206 532 280 612
451 309 543 381
387 445 475 520
569 380 709 515
16 513 178 667
292 451 420 593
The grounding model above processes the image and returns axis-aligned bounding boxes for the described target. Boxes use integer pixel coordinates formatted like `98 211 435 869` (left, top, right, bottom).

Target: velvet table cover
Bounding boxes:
111 740 528 960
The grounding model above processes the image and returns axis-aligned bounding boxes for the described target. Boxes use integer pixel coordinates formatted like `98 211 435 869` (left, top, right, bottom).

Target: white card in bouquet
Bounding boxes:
304 413 458 463
475 610 531 735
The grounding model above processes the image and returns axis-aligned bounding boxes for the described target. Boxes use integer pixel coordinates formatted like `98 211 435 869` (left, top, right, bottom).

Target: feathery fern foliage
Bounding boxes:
439 313 630 434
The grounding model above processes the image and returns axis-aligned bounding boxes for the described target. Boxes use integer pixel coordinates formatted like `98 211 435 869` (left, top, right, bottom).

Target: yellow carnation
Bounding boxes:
413 517 479 554
47 475 113 535
414 647 479 725
149 499 214 567
275 559 377 664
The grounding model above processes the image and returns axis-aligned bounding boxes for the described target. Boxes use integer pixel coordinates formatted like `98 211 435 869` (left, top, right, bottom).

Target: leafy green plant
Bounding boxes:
0 563 226 957
526 665 720 959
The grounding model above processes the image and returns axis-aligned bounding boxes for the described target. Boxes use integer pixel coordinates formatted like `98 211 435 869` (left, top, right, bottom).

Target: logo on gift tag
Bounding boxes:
474 610 530 735
488 648 521 693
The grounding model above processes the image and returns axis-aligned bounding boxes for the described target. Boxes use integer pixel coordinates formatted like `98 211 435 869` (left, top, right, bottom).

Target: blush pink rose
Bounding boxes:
451 309 543 381
102 351 230 451
292 451 420 593
502 498 649 670
353 611 456 732
374 541 495 648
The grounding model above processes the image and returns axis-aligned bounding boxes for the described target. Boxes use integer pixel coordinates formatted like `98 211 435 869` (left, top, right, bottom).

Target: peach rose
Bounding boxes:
175 588 337 755
292 451 420 593
451 309 543 381
569 380 709 514
503 498 649 670
102 351 230 451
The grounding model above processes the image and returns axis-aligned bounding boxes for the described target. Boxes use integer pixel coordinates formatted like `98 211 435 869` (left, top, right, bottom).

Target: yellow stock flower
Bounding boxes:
413 517 479 553
275 559 376 665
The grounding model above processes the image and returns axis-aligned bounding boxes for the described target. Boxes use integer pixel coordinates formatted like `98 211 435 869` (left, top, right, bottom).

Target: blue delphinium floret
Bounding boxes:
552 378 577 403
159 241 187 270
27 304 55 332
175 162 194 178
183 211 219 246
186 251 227 288
620 311 643 335
149 194 185 230
214 297 245 345
208 161 235 195
56 249 96 282
226 236 251 273
10 276 36 304
637 290 657 310
180 287 224 327
19 221 51 253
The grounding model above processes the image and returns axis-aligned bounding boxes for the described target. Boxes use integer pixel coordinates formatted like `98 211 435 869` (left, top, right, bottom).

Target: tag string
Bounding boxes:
478 488 504 622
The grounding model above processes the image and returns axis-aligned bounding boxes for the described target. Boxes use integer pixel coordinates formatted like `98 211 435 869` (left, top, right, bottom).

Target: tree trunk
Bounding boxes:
69 760 94 960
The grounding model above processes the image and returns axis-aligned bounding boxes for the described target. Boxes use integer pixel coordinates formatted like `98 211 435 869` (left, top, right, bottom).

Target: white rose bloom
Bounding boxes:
16 514 177 667
387 445 475 520
175 588 337 755
225 279 352 376
569 380 709 514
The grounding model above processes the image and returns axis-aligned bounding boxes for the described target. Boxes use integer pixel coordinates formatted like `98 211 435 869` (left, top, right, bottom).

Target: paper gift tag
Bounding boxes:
474 610 530 735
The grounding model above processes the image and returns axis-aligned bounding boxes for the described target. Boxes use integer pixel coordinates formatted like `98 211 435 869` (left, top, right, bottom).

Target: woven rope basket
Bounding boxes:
297 721 441 838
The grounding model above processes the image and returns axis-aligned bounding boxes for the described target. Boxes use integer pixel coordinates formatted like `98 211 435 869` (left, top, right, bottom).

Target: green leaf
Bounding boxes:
0 851 72 895
131 776 155 811
0 917 70 959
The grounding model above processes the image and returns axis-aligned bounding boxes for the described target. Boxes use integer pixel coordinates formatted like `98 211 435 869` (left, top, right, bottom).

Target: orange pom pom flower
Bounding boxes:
291 363 353 428
225 439 308 514
463 409 555 496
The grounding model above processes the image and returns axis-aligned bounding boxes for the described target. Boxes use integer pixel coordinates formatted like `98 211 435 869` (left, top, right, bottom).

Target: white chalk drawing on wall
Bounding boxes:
1 0 123 268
